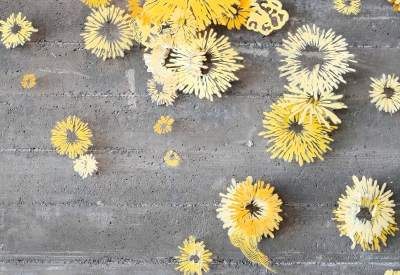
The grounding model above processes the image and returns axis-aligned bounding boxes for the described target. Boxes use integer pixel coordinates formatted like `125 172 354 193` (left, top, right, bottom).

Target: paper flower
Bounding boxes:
51 116 93 159
218 0 255 30
81 5 134 60
0 12 38 49
259 99 337 166
73 154 98 179
164 150 180 166
385 270 400 275
369 74 400 114
21 74 36 89
246 1 289 36
168 29 243 101
333 0 361 15
147 75 177 106
389 0 400 11
279 85 347 128
168 8 197 42
333 176 398 251
80 0 109 8
131 17 163 47
175 236 212 275
154 115 174 134
277 24 355 96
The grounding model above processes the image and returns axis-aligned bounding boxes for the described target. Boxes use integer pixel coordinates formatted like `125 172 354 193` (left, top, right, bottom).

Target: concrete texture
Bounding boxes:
1 0 400 274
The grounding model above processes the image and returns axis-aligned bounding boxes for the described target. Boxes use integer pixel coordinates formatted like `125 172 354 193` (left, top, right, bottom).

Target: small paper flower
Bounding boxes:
389 0 400 11
164 150 180 166
147 74 178 106
21 74 36 89
81 5 134 60
0 12 38 49
259 99 337 166
80 0 109 8
218 0 254 30
277 24 355 97
369 74 400 114
51 116 93 159
154 115 174 134
385 270 400 275
175 236 212 275
73 154 98 179
333 176 398 251
333 0 360 15
168 8 197 42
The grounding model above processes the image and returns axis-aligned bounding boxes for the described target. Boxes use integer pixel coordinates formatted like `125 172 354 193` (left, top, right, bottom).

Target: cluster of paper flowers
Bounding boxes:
0 12 38 49
259 24 356 166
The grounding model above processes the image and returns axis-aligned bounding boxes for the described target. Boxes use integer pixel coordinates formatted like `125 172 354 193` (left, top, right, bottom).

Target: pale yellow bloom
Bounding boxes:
154 116 174 134
147 74 178 106
0 12 38 49
259 99 337 166
168 8 197 43
333 0 360 15
218 0 254 30
385 270 400 275
175 236 212 275
81 5 134 60
246 1 288 36
389 0 400 11
21 74 36 89
333 176 398 251
80 0 109 8
73 154 98 179
164 150 180 166
369 74 400 114
51 116 93 159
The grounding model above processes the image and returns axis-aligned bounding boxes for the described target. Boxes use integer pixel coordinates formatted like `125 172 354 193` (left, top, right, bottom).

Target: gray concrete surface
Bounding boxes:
1 0 400 274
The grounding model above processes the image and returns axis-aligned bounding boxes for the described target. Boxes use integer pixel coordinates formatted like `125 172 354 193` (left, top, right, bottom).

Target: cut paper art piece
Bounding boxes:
21 74 36 89
80 0 110 8
246 1 289 36
168 29 243 101
333 0 361 15
168 8 197 42
51 116 93 159
164 150 180 166
81 5 134 60
369 74 400 114
73 154 98 179
333 176 398 251
385 270 400 275
154 115 174 134
218 0 255 30
131 17 163 47
259 99 337 166
217 176 281 272
0 12 38 49
175 236 212 275
147 75 177 106
389 0 400 11
277 24 355 96
279 85 347 128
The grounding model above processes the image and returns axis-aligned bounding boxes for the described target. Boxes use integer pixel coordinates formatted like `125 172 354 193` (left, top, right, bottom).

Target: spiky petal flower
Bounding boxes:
0 12 38 49
154 115 174 134
81 5 134 60
218 0 255 30
175 236 212 275
147 75 178 106
80 0 110 8
333 0 361 15
164 150 180 166
73 154 98 179
168 8 197 43
259 99 337 166
389 0 400 11
333 176 398 251
21 74 36 89
369 74 400 114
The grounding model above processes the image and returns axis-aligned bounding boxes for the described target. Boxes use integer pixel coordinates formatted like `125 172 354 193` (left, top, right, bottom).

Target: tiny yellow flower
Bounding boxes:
164 150 180 166
73 154 98 179
333 0 360 15
21 74 36 89
80 0 109 8
369 74 400 114
175 236 212 275
154 116 174 134
0 12 38 49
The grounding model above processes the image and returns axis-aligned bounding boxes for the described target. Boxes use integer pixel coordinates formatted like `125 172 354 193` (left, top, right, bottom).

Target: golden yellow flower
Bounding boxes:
389 0 400 11
51 116 93 159
21 74 36 89
73 154 98 179
147 74 178 106
333 0 360 15
333 176 398 252
168 8 197 43
218 0 254 30
279 85 347 128
168 29 243 101
81 5 134 60
80 0 109 8
369 74 400 114
277 24 356 97
0 12 38 49
154 115 174 134
175 236 212 275
259 99 337 166
385 270 400 275
164 150 180 166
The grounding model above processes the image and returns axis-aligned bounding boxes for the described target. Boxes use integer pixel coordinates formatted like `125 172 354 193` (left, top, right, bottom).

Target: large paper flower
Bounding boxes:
369 74 400 114
80 0 109 8
333 176 398 251
333 0 361 15
73 154 98 179
175 236 212 275
218 0 254 30
0 12 38 49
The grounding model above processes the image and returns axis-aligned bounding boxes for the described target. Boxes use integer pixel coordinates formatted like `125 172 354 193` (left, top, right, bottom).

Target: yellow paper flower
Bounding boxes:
73 154 98 179
80 0 109 8
333 176 398 251
333 0 360 15
277 24 355 97
218 0 254 30
131 16 163 47
147 74 178 106
168 8 197 42
81 5 134 60
385 270 400 275
154 115 174 134
51 116 93 159
164 150 180 166
389 0 400 11
175 236 212 275
21 74 36 89
259 99 337 166
369 74 400 114
279 85 347 128
168 29 243 101
0 12 38 49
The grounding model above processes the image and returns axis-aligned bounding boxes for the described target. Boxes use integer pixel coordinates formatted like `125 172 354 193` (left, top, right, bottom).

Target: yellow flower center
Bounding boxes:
178 17 186 26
